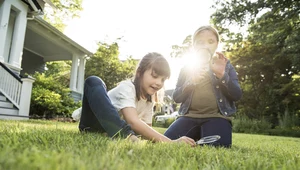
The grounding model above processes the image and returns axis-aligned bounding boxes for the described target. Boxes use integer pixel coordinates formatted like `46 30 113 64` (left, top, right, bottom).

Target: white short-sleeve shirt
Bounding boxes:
108 80 154 124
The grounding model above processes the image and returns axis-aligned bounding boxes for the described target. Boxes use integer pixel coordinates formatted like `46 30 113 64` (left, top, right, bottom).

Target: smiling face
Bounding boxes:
139 68 166 98
133 52 170 101
193 28 219 65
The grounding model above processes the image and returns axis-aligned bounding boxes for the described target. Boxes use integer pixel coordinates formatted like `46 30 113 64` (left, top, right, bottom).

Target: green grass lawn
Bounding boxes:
0 120 299 170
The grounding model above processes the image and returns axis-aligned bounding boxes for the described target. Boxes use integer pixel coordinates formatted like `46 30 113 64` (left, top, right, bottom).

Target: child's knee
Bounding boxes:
201 118 232 146
85 76 107 89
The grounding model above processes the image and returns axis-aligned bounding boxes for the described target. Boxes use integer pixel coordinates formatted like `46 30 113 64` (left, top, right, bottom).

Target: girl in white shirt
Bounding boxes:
79 52 195 146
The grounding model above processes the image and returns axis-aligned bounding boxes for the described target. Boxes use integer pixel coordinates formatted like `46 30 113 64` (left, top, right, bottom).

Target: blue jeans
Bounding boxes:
164 117 232 147
79 76 135 138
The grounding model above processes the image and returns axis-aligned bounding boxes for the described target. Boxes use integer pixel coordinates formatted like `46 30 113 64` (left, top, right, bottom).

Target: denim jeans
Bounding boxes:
79 76 135 138
164 117 232 147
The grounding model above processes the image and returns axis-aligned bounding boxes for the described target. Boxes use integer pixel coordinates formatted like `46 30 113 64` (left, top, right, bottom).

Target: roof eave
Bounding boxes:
33 16 93 56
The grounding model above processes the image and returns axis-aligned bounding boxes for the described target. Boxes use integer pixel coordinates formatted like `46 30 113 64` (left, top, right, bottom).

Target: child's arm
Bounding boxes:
172 68 194 103
121 107 196 146
211 53 242 101
217 63 242 101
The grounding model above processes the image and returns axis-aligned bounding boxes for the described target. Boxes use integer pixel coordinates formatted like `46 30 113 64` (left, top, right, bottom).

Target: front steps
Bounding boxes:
0 93 27 120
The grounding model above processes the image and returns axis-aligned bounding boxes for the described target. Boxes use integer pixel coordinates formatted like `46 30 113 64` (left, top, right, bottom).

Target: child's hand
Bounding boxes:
191 68 207 84
210 52 227 78
182 69 206 93
127 134 140 143
173 136 196 147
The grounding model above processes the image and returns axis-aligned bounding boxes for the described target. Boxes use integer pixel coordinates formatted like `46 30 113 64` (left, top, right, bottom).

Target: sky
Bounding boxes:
64 0 215 89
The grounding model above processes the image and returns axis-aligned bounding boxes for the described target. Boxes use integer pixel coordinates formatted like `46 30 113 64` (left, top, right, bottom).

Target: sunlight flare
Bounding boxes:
182 51 208 72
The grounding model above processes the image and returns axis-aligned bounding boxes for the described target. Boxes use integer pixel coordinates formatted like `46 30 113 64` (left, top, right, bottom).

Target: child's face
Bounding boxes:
193 30 219 63
140 68 166 97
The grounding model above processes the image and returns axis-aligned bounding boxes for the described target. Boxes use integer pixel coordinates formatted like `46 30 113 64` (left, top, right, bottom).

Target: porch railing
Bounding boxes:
0 62 22 109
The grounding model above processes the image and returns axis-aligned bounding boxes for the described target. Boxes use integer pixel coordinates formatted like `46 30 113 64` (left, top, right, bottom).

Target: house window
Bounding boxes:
4 9 17 62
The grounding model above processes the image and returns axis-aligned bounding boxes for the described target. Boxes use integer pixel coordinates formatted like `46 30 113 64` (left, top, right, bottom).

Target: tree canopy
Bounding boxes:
170 35 192 58
43 0 83 31
169 0 300 127
85 41 138 91
210 0 300 126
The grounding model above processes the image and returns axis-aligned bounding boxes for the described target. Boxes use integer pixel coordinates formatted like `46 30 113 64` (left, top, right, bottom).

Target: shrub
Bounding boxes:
164 117 176 128
31 87 62 118
152 117 176 128
232 115 272 134
278 109 300 129
266 127 300 137
232 114 300 137
30 73 81 118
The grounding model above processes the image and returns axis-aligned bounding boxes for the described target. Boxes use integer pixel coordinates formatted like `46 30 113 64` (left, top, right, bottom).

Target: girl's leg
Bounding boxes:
201 118 232 147
79 76 134 138
164 117 203 141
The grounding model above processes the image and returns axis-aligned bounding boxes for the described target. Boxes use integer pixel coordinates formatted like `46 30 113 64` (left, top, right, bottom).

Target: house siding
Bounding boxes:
21 49 45 75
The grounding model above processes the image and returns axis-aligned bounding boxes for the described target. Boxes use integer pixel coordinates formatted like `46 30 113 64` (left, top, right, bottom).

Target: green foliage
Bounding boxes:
45 61 72 87
30 73 81 118
210 0 300 126
232 113 300 137
170 35 193 58
232 115 272 134
152 117 176 128
152 121 163 128
1 120 300 170
31 87 62 115
43 0 83 31
85 41 138 90
267 128 300 138
164 117 176 128
152 112 164 127
278 109 300 129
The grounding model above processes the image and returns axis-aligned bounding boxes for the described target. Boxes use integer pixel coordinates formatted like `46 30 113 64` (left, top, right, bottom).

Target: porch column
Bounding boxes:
19 76 35 118
70 54 79 91
0 1 11 62
8 2 28 68
77 56 86 94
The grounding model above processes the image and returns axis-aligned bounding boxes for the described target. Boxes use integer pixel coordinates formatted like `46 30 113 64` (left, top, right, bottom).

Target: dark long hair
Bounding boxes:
133 52 170 102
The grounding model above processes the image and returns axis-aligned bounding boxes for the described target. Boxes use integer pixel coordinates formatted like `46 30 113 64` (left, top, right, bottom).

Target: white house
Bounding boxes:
0 0 93 120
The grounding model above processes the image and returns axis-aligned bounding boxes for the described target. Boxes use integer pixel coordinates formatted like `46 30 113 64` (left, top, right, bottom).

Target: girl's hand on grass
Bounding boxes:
173 136 196 147
127 134 140 143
